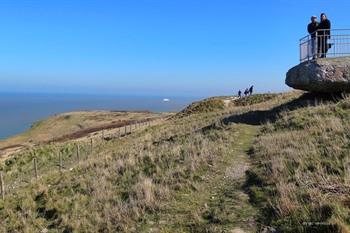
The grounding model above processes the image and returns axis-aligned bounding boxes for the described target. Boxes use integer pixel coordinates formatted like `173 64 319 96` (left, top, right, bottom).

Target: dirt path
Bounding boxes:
143 123 258 233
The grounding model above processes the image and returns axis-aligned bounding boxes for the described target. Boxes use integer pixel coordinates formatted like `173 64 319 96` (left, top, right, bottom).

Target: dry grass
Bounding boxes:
247 95 350 233
0 111 169 161
0 92 302 232
0 111 167 147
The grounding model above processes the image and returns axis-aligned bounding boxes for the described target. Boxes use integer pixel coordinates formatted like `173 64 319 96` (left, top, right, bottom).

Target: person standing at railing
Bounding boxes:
317 13 331 58
307 16 318 58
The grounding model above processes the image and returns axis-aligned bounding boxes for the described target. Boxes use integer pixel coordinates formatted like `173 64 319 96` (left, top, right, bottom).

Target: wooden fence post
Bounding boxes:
76 144 80 161
0 172 4 200
90 138 93 155
34 157 38 179
59 151 63 172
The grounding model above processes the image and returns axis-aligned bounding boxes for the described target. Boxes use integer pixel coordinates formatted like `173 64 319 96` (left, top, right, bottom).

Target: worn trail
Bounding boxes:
143 123 259 233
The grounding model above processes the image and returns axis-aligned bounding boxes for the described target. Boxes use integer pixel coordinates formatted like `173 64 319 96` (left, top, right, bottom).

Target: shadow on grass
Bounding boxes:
221 92 346 126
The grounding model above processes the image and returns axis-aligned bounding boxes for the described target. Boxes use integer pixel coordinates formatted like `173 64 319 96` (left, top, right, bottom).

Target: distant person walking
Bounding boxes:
244 88 249 97
248 85 254 95
317 13 331 58
238 90 242 98
307 16 318 58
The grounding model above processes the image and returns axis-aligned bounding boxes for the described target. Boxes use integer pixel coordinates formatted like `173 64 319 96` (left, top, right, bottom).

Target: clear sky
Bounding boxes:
1 0 349 97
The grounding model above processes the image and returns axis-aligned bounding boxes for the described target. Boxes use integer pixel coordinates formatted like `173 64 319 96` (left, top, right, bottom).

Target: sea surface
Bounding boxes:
0 93 200 140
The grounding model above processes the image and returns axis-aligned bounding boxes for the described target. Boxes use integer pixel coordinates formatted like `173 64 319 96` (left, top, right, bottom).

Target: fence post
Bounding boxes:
90 138 93 155
34 157 38 179
76 144 80 161
59 151 63 172
0 172 4 200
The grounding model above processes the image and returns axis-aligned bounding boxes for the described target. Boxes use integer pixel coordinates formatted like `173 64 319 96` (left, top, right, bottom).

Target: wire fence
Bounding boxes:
0 109 250 202
0 120 157 201
300 29 350 62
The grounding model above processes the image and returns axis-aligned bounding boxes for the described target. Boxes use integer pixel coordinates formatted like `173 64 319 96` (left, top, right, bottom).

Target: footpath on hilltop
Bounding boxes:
1 91 350 233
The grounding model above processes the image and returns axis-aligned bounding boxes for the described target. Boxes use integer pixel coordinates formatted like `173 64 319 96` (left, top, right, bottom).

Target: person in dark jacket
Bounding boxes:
238 90 242 98
307 16 318 58
248 85 254 95
317 13 331 58
244 88 249 97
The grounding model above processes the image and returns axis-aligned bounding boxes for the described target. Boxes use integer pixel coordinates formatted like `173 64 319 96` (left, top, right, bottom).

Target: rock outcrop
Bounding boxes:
286 57 350 92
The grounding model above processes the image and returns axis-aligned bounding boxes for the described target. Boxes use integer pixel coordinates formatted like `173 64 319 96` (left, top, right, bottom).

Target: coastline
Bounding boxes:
0 92 199 140
0 110 173 161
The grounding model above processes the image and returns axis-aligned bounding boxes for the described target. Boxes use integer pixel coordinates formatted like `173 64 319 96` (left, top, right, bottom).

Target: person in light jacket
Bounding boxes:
307 16 318 58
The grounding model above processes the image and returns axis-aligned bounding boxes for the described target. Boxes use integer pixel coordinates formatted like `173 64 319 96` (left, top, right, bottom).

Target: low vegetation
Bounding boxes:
0 111 168 162
177 97 225 117
0 97 263 232
1 91 350 232
233 94 278 106
246 94 350 232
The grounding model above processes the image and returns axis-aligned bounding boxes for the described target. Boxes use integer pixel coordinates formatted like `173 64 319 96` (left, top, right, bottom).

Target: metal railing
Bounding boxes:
300 29 350 62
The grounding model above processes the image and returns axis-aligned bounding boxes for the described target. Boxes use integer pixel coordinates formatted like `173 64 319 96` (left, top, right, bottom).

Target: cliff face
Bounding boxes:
286 57 350 92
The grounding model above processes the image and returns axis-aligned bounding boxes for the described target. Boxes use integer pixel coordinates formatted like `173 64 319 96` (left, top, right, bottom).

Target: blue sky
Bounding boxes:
1 0 349 97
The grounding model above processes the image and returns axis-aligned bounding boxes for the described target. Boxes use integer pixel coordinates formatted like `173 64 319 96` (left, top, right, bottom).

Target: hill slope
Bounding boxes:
0 111 169 160
1 91 349 232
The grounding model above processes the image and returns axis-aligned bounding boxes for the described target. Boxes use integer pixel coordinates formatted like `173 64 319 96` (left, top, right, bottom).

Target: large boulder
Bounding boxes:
286 57 350 92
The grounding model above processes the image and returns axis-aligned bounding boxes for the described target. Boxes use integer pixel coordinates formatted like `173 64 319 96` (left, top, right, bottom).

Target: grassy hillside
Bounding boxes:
0 111 168 161
246 93 350 233
177 97 225 117
1 91 349 232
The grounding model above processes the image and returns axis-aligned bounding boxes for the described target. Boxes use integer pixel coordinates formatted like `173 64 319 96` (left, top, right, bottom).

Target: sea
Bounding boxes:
0 92 201 140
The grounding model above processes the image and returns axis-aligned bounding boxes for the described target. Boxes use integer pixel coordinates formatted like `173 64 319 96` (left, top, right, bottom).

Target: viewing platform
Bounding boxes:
286 29 350 93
